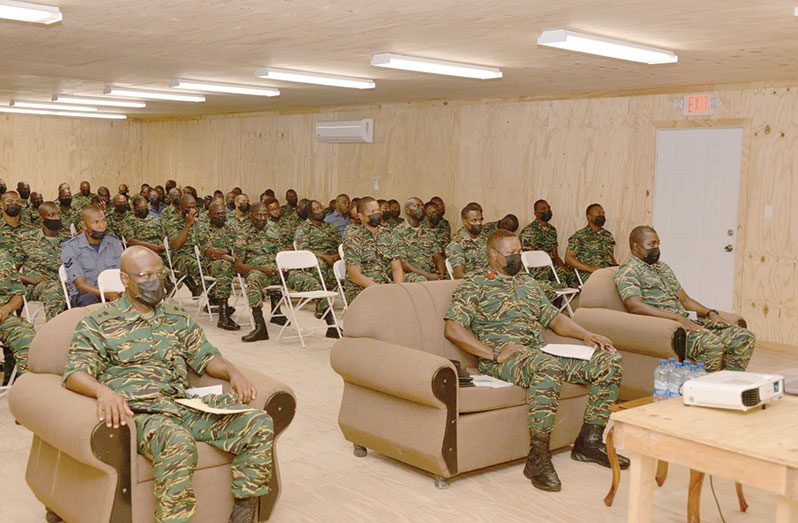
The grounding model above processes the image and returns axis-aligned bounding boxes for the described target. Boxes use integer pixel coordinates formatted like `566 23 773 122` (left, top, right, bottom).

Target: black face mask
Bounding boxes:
18 191 30 200
252 218 267 229
171 198 180 206
539 211 553 222
297 207 309 220
134 278 165 309
5 204 21 217
81 190 90 196
149 197 160 206
210 216 226 228
642 247 661 265
287 198 298 208
593 215 606 227
381 211 391 220
411 208 425 221
115 204 130 214
134 208 149 219
468 224 482 236
89 230 106 241
503 253 523 276
313 211 326 222
390 210 401 219
0 185 6 194
43 218 62 231
60 197 72 207
367 212 382 227
428 214 442 226
238 203 250 213
120 191 129 197
31 200 41 209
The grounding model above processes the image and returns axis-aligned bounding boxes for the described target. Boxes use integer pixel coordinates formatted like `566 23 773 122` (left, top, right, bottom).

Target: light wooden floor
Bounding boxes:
1 303 794 522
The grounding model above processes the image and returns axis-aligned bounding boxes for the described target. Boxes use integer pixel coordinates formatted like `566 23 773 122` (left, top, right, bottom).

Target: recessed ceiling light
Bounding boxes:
0 0 61 25
11 100 97 112
537 29 678 64
104 86 205 103
170 79 280 97
0 107 126 119
255 68 375 89
370 53 502 79
52 95 146 108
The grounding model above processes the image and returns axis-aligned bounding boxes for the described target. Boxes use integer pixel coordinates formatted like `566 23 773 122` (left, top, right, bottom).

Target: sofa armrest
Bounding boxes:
573 308 686 361
330 337 456 409
241 371 296 437
718 311 747 328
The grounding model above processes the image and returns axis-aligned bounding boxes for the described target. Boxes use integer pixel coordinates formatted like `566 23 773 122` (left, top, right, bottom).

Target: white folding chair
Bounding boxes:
193 245 218 320
19 270 45 323
231 273 255 328
163 237 188 301
121 236 128 249
0 350 16 399
275 250 341 348
97 269 124 303
69 223 77 237
338 244 345 263
574 268 585 289
445 258 454 280
333 259 348 310
521 251 579 317
292 239 299 251
59 265 72 310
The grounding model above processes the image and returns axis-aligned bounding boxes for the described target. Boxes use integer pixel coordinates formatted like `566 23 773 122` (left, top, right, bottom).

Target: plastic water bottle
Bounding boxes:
667 357 677 375
687 364 698 382
653 360 669 402
694 363 707 379
668 362 684 398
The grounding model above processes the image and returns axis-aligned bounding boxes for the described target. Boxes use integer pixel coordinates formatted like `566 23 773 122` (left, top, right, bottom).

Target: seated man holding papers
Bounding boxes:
444 229 628 492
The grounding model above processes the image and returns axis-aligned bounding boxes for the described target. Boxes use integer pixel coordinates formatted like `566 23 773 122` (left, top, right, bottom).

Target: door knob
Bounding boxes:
724 244 734 252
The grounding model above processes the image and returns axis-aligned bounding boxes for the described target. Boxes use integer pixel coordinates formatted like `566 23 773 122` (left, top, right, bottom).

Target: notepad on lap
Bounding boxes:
175 398 256 415
185 384 224 397
541 343 595 361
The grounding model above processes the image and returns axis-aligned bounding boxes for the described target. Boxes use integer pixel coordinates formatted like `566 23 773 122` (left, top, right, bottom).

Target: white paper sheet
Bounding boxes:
175 398 256 415
185 384 224 398
470 375 514 388
540 343 595 361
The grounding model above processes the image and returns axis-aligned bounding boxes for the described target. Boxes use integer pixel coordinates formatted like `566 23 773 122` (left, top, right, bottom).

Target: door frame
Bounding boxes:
652 118 752 313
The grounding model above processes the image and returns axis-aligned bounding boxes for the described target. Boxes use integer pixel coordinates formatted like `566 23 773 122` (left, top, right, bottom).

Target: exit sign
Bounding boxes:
682 93 717 116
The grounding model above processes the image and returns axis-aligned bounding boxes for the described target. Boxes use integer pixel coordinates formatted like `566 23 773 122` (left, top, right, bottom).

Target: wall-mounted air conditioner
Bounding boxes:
315 119 373 143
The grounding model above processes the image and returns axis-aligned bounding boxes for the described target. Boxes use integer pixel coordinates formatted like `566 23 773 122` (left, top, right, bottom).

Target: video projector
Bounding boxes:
682 370 784 411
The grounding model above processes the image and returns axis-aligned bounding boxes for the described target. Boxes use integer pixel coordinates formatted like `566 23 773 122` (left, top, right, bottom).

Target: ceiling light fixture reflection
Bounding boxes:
370 53 502 79
171 79 280 97
104 86 205 102
255 67 375 89
537 29 678 64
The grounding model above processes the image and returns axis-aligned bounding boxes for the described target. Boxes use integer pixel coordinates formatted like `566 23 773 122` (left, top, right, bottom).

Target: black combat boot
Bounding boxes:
269 294 287 326
242 306 269 342
523 434 561 492
228 497 258 523
2 347 15 386
217 300 241 331
324 309 340 338
184 277 202 297
571 423 630 469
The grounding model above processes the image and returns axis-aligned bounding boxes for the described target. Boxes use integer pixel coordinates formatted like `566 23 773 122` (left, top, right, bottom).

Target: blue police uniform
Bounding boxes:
60 233 124 307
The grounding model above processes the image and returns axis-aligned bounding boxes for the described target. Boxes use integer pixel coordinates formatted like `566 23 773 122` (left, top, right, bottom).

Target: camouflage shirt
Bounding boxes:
421 219 451 252
239 220 280 266
343 225 398 284
445 228 489 277
615 255 687 317
392 221 440 273
519 220 559 256
20 228 70 280
164 214 202 255
0 248 25 304
197 221 237 256
567 226 615 268
294 220 340 255
71 193 94 213
342 223 361 243
228 214 251 243
63 296 220 415
483 221 499 235
158 205 181 233
59 206 80 229
445 271 559 353
106 211 133 240
386 217 405 229
23 204 40 227
124 214 165 246
0 218 33 265
270 217 298 250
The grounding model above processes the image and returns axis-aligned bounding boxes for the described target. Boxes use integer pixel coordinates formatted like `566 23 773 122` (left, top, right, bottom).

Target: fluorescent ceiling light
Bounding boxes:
255 67 375 89
0 106 126 119
104 86 205 102
53 94 146 108
11 100 97 112
0 0 61 25
171 79 280 97
370 53 502 79
537 29 678 64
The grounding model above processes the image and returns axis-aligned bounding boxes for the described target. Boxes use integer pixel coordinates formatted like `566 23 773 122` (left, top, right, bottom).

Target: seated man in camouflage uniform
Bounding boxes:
159 187 183 233
267 197 297 251
0 247 36 381
165 195 203 297
0 190 33 267
64 246 273 523
565 203 617 284
393 197 444 282
386 199 404 228
445 203 489 280
199 201 240 331
25 191 43 228
444 229 628 492
71 180 95 213
58 187 80 232
106 193 132 240
20 203 70 320
421 200 449 254
343 196 404 303
342 203 361 241
429 196 452 247
616 226 755 371
483 214 519 235
16 181 31 225
519 199 573 287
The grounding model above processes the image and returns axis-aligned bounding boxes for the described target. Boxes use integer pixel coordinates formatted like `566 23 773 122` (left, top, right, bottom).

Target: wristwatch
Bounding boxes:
492 347 502 361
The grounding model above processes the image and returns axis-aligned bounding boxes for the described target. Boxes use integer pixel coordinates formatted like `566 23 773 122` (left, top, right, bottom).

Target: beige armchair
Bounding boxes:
9 305 296 523
331 279 592 488
572 267 746 399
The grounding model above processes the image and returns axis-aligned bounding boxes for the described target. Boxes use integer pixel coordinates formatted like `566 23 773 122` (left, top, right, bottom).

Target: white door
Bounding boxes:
653 127 743 312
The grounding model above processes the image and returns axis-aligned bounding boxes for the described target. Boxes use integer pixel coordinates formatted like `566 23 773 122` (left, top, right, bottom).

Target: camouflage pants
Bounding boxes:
26 279 66 320
135 405 274 523
529 266 574 289
287 268 335 316
687 320 755 372
479 347 622 437
204 260 234 300
172 252 201 288
0 315 35 375
244 268 280 308
403 273 429 283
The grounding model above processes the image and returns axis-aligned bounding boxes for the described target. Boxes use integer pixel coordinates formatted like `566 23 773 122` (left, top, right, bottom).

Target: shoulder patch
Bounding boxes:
160 302 189 317
88 305 124 324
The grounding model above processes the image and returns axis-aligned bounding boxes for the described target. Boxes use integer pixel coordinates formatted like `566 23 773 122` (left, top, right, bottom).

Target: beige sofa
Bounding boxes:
331 279 593 487
9 305 296 523
573 267 746 399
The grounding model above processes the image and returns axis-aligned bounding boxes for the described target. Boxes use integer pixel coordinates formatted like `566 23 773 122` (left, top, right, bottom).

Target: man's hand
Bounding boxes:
678 316 707 333
708 311 735 327
496 343 526 364
96 387 133 428
186 208 197 225
105 292 122 302
229 370 257 404
0 309 9 323
583 332 616 352
206 247 227 260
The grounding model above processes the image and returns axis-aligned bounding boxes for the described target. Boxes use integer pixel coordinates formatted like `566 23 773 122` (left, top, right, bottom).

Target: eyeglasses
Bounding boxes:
124 268 168 283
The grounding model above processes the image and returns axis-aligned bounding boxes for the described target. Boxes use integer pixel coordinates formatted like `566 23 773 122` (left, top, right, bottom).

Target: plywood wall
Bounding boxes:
0 114 141 200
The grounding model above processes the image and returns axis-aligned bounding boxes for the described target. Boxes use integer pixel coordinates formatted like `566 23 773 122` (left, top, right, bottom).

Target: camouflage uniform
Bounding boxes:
483 220 499 235
386 216 404 229
271 217 297 250
23 204 40 227
519 220 574 287
159 205 181 234
164 215 203 288
445 228 489 278
228 215 251 242
342 222 361 243
106 211 133 241
445 271 622 437
567 226 615 284
421 219 451 254
0 250 36 375
292 220 340 315
392 221 441 283
615 256 755 371
20 228 70 320
197 221 237 300
71 192 94 213
60 206 80 231
343 225 399 303
239 220 281 308
0 218 33 266
63 297 273 523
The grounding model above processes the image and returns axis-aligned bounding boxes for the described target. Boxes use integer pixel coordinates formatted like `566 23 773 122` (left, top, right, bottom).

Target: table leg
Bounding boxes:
627 451 657 523
735 482 748 512
655 460 669 487
776 495 798 523
687 469 705 523
603 427 621 507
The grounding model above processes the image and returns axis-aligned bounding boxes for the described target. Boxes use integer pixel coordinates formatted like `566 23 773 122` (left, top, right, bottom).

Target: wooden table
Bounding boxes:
610 396 798 523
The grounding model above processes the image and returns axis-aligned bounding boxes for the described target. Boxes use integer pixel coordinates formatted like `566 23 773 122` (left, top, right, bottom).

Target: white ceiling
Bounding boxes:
2 0 798 120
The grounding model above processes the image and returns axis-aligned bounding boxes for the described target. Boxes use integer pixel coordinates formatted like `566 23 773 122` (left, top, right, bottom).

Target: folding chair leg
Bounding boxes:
322 301 342 337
